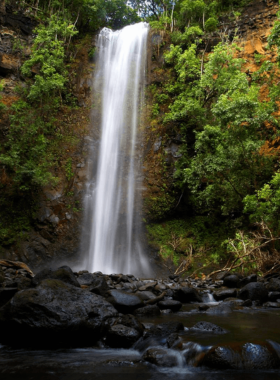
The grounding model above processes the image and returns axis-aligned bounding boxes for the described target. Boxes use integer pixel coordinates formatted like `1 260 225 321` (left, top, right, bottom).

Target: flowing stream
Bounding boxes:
81 23 150 275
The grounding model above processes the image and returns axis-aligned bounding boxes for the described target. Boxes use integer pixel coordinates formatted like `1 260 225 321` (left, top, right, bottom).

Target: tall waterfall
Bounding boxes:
81 23 150 276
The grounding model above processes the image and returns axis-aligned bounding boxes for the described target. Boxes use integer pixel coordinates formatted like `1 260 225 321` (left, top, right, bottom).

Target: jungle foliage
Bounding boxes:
146 0 280 273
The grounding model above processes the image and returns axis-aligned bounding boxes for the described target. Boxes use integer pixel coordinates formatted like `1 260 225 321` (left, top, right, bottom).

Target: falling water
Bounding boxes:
81 23 150 275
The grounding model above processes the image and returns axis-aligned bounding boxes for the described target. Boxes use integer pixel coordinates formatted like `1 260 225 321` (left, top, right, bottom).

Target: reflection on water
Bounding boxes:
1 310 280 379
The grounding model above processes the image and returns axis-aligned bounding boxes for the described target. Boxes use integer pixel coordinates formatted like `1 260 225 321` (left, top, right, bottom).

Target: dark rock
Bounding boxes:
241 299 252 307
133 304 161 317
238 282 268 303
77 273 95 286
106 324 141 348
166 333 182 349
143 348 178 367
16 277 32 290
191 321 228 334
174 287 202 303
223 274 240 288
158 300 182 312
268 291 280 301
238 274 257 288
32 266 80 288
201 342 280 369
213 289 237 301
0 279 118 347
0 288 18 308
267 278 280 292
206 304 232 315
107 290 143 313
89 275 109 297
169 275 179 281
107 314 144 335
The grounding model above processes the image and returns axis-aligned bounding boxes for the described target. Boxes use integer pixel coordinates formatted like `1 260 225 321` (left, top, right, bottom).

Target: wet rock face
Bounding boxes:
201 342 280 370
0 279 118 347
143 348 178 367
106 324 141 348
32 266 80 288
238 282 268 303
106 290 144 313
173 287 202 303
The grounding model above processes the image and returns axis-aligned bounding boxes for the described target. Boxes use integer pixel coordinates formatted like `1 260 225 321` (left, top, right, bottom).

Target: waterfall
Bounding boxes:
80 23 150 276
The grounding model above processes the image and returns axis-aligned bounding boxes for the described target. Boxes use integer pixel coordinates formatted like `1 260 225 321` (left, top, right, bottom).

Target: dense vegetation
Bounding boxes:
145 0 280 275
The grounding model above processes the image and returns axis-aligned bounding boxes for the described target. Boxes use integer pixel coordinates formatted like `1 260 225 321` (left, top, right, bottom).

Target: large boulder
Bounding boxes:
32 266 80 288
106 290 143 313
223 274 240 288
173 287 202 303
0 279 118 347
200 342 280 369
238 282 268 303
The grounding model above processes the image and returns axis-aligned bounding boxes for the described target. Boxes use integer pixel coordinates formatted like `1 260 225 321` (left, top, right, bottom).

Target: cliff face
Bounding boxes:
142 0 280 222
0 5 95 269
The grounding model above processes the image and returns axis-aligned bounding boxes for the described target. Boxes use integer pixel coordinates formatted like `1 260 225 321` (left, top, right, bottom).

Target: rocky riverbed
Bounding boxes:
1 262 280 376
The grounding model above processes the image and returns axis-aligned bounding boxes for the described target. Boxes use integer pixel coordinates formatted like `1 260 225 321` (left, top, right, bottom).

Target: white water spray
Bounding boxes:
81 23 150 275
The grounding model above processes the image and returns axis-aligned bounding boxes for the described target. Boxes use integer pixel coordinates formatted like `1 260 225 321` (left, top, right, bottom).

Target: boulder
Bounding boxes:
77 273 96 286
142 348 178 367
106 324 141 348
0 279 118 347
89 275 109 297
267 278 280 292
173 287 202 303
106 290 143 313
133 304 161 317
238 274 257 288
200 342 280 369
213 289 237 301
158 300 182 312
32 266 80 288
223 274 240 288
191 321 228 334
238 282 268 303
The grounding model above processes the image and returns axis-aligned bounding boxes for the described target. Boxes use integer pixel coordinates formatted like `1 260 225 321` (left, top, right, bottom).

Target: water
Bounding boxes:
1 310 280 379
81 23 150 275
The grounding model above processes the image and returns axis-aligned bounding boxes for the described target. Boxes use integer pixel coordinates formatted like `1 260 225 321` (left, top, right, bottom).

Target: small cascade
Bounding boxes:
81 23 150 275
202 291 218 304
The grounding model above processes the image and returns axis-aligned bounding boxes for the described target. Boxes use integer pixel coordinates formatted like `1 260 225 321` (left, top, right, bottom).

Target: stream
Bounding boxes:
1 305 280 379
